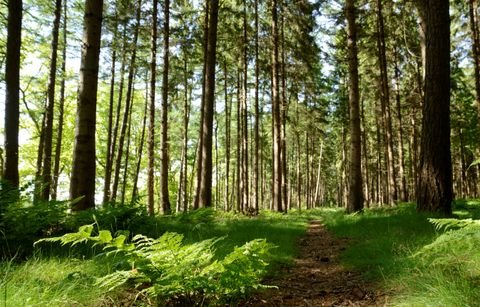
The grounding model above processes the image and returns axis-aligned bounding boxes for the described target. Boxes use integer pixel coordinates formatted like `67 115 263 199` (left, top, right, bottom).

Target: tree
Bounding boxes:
70 0 104 211
469 0 480 123
160 0 171 214
271 0 283 212
51 0 68 200
3 0 23 188
346 0 363 213
40 0 63 200
197 0 219 208
415 0 452 215
147 0 158 216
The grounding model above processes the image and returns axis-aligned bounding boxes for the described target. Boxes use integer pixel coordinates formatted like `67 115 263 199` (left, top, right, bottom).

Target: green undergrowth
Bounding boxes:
318 201 480 306
1 208 314 306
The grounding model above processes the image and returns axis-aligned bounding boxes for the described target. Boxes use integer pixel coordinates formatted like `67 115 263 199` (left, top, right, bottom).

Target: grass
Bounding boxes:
2 202 480 306
0 258 111 306
0 208 315 306
317 201 480 306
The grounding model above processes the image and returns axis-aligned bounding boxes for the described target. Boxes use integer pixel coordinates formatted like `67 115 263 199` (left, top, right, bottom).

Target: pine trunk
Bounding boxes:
198 0 219 208
3 0 22 188
70 0 103 210
160 0 171 214
346 0 363 213
52 0 68 201
147 0 158 215
416 0 452 215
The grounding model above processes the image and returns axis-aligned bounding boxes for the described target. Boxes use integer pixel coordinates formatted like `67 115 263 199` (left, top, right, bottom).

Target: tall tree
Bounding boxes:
103 6 119 205
253 0 260 213
197 0 219 208
375 0 396 205
346 0 363 213
272 0 283 212
51 0 68 200
70 0 104 210
469 0 480 123
40 0 63 200
160 0 171 214
3 0 22 188
415 0 452 215
147 0 158 215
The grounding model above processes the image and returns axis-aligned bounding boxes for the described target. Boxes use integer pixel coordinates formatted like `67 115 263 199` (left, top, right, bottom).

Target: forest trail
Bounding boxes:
244 220 388 306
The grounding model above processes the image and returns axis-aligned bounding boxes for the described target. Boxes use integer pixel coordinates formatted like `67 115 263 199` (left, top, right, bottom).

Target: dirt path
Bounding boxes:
243 220 387 306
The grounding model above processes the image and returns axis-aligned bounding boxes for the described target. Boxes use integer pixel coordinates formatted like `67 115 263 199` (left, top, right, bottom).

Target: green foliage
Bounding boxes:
35 225 275 305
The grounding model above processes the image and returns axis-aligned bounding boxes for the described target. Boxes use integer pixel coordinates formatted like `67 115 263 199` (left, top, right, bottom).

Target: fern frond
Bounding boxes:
428 218 480 232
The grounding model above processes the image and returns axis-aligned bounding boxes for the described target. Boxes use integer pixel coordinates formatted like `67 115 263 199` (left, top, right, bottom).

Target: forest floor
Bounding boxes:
243 220 388 306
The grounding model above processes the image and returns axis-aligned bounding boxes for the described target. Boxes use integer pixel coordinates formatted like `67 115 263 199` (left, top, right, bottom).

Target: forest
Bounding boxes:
1 0 480 305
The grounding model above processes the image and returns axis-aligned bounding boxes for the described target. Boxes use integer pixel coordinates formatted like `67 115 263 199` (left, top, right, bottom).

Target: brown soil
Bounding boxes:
242 220 388 306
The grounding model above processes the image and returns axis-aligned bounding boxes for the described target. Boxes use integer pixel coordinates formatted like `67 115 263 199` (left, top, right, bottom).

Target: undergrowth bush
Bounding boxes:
35 224 276 305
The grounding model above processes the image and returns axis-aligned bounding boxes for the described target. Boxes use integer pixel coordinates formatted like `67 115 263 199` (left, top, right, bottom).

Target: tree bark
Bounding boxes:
70 0 103 210
415 0 452 215
3 0 22 188
375 0 397 205
147 0 158 216
103 9 119 205
469 0 480 128
52 0 68 201
241 0 249 212
160 0 171 214
194 1 210 210
271 0 283 212
197 0 219 208
132 81 148 202
346 0 363 213
253 0 260 213
40 0 62 201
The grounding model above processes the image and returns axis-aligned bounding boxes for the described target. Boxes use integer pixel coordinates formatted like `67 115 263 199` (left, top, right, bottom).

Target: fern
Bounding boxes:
34 225 275 304
428 218 480 232
413 219 480 279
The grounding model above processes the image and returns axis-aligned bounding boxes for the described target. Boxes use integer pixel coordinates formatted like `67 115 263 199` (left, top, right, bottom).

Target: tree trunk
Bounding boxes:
120 96 133 205
194 1 210 210
469 0 480 128
415 0 452 215
160 0 171 214
147 0 158 216
224 61 231 211
197 0 219 208
103 9 119 205
40 0 62 201
70 0 103 210
52 0 68 201
393 48 408 201
241 0 249 212
132 81 148 201
177 53 191 213
346 0 363 213
34 106 47 202
106 24 127 203
375 0 397 205
253 0 260 213
3 0 22 188
271 0 283 212
280 4 288 212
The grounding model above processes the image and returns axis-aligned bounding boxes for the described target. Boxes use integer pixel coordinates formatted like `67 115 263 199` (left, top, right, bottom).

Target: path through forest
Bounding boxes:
244 220 388 306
